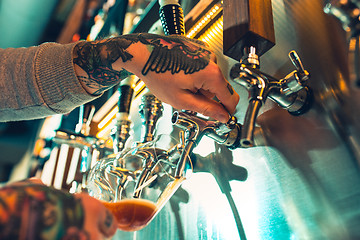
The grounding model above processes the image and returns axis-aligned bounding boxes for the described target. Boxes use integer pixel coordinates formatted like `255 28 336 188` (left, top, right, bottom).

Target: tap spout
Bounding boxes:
174 140 196 178
241 99 262 147
132 147 168 198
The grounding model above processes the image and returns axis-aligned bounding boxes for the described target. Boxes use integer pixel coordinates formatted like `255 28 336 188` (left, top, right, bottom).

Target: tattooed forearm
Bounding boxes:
73 33 212 94
0 183 88 240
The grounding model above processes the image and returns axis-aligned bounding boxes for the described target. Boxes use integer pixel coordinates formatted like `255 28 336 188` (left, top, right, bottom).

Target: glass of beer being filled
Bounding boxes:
87 134 188 231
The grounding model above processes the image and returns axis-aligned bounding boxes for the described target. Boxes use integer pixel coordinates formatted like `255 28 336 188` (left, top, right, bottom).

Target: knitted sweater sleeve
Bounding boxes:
0 42 97 122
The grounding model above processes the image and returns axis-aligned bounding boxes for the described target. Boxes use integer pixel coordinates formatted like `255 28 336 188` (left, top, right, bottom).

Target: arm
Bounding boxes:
74 33 239 122
0 179 117 240
0 33 238 122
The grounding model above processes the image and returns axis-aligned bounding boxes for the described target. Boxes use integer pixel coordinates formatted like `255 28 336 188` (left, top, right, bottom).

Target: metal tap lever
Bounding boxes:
172 111 241 178
280 50 310 96
289 51 306 76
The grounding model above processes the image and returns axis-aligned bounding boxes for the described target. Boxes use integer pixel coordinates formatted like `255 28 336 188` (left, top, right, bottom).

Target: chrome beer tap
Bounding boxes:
230 47 313 147
110 75 136 153
171 111 243 178
139 91 164 143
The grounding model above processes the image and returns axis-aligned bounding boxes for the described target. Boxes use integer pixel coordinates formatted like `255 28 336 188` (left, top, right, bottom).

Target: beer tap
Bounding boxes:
139 91 164 143
158 0 247 178
230 47 313 147
172 111 243 178
76 103 96 136
159 0 185 36
78 104 96 177
110 75 136 153
222 0 312 147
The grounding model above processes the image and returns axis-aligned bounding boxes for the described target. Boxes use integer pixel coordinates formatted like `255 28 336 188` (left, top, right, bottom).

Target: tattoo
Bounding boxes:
74 38 134 95
73 33 211 94
104 210 113 229
0 183 88 240
226 83 234 95
137 34 211 75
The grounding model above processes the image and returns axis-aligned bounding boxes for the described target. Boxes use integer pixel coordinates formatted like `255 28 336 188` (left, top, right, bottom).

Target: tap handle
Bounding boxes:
159 0 185 36
289 51 305 74
118 76 136 115
289 50 310 83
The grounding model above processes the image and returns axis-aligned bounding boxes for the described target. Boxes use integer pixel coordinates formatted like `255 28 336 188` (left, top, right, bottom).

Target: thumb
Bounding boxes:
75 193 118 239
98 203 118 238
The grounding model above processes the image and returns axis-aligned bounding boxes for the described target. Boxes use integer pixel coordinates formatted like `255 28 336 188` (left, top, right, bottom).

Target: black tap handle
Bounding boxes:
118 84 134 114
159 0 185 36
117 76 135 114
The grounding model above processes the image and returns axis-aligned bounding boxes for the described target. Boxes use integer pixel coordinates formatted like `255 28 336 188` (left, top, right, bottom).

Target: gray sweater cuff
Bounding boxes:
35 42 98 114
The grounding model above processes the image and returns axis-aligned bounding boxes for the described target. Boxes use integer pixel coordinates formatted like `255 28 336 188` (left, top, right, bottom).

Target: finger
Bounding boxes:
8 177 44 187
28 177 44 185
205 74 239 114
98 207 118 238
216 81 239 114
177 91 230 122
198 89 215 99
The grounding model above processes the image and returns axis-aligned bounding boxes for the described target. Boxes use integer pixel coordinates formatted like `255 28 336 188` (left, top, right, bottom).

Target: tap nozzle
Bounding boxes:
132 147 170 198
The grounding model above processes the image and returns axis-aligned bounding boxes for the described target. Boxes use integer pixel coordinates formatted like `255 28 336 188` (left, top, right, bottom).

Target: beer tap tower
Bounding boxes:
224 0 313 147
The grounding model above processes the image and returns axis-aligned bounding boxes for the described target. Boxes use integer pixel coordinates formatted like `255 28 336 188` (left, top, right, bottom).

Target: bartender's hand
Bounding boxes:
0 178 117 240
74 33 239 123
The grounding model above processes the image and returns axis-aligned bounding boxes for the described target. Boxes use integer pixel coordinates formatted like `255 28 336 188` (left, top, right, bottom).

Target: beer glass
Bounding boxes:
87 134 187 231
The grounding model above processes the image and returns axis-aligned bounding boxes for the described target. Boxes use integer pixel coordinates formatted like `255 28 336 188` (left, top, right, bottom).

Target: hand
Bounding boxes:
125 34 239 122
74 33 239 123
0 178 117 240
